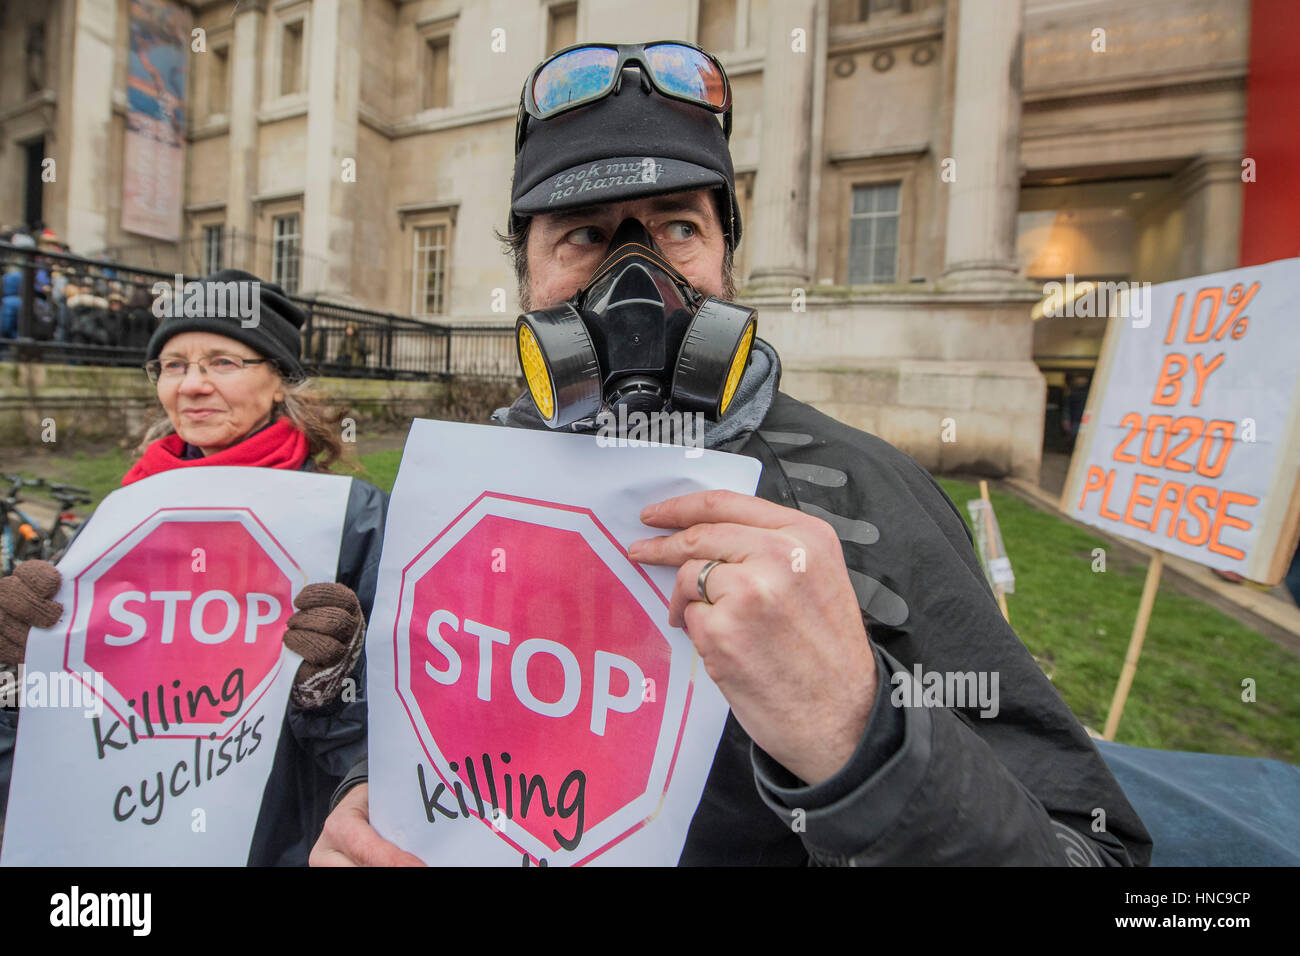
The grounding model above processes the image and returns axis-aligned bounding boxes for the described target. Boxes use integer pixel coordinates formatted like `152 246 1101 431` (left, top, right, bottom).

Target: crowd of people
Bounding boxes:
0 227 158 352
1 227 383 368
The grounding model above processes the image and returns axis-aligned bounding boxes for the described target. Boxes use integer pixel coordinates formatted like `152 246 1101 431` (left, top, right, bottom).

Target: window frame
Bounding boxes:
202 223 226 275
831 156 918 286
25 19 47 95
264 2 311 107
280 18 306 97
208 42 231 117
734 169 756 289
409 214 454 317
416 15 457 114
271 212 303 295
847 181 902 285
693 0 746 55
831 0 916 26
545 1 579 56
538 0 584 60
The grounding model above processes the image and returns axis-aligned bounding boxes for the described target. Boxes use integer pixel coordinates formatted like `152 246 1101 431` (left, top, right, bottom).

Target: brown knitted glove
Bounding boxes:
282 582 366 710
0 560 64 667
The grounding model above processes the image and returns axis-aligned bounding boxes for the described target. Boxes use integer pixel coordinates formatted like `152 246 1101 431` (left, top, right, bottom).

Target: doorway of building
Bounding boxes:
22 137 45 230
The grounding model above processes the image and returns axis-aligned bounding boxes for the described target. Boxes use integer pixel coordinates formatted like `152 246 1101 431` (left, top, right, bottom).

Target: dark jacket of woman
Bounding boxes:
249 472 385 866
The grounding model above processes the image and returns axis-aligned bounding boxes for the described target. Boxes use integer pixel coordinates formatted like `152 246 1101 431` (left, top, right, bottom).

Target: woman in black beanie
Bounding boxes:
0 271 386 866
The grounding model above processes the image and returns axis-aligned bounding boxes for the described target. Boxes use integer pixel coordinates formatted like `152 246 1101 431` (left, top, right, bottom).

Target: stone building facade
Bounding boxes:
0 0 1252 478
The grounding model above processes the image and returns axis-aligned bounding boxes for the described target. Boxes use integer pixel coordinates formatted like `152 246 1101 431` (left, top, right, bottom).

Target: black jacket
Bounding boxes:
0 474 386 867
678 392 1151 865
248 475 386 865
337 391 1152 866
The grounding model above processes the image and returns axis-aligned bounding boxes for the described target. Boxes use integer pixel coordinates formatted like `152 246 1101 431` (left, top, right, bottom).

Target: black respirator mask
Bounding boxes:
516 219 757 429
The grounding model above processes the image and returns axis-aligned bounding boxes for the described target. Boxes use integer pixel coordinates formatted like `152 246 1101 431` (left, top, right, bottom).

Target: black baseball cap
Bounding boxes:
510 63 742 248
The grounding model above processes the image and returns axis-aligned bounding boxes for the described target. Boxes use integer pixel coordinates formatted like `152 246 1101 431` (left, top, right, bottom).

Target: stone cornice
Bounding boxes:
1172 152 1247 198
828 143 929 165
251 188 304 205
396 199 460 228
184 199 227 214
188 116 231 141
1023 65 1246 109
256 98 309 124
1022 106 1244 142
371 101 517 140
827 8 945 57
0 89 55 125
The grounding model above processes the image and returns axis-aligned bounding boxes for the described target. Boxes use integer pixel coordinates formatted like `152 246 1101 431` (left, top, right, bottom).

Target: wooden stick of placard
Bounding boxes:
979 480 1011 623
1102 550 1165 740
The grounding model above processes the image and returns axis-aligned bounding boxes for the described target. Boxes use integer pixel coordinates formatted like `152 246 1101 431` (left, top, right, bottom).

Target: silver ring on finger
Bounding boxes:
697 559 726 605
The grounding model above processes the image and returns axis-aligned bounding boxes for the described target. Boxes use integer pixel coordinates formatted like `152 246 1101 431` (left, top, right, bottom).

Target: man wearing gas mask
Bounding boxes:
312 41 1151 867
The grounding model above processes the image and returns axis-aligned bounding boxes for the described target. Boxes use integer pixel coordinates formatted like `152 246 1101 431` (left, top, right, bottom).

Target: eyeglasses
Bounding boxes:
144 355 270 384
516 41 732 151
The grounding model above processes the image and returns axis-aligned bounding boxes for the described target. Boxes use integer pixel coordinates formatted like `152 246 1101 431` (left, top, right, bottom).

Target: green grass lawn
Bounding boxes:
937 478 1300 765
9 445 1297 763
11 446 399 513
337 448 403 493
6 447 135 511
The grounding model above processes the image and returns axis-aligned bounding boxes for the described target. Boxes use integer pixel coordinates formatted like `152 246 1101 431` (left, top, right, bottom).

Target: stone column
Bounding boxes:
1175 153 1244 276
227 0 265 272
941 0 1025 290
746 0 817 292
301 0 361 298
61 0 117 251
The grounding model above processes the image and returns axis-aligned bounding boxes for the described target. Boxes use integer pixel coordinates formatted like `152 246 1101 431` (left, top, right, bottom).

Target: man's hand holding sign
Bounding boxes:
630 490 877 786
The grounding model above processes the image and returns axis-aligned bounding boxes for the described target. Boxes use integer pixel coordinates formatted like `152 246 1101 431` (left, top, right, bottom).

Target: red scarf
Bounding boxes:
121 418 311 486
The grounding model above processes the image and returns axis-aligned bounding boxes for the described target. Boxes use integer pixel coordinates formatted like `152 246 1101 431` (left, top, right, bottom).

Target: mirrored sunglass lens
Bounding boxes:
645 44 727 108
533 48 619 115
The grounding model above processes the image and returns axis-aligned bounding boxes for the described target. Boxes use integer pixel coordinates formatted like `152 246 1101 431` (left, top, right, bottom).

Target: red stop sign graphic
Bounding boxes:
394 493 697 865
65 508 303 737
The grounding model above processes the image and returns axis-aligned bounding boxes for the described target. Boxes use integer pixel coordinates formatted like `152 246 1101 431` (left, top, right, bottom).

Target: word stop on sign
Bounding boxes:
424 610 645 736
102 590 283 646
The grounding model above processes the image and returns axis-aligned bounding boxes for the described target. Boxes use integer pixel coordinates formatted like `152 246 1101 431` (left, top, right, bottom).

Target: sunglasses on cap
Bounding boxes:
516 41 732 152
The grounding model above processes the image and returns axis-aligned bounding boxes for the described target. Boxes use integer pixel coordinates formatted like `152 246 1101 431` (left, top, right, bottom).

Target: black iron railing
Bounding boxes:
0 243 518 381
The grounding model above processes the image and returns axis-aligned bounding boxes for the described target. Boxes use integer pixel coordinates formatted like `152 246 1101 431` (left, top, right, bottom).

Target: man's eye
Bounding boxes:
663 221 697 241
563 226 605 246
208 357 240 370
162 361 189 374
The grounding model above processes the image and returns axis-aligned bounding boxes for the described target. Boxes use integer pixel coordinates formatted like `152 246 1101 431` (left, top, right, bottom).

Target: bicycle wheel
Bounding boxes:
46 526 74 565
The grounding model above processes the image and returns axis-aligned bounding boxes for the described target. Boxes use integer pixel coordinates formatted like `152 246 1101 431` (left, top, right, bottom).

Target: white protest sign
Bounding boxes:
0 467 351 866
1062 257 1300 582
367 419 760 867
